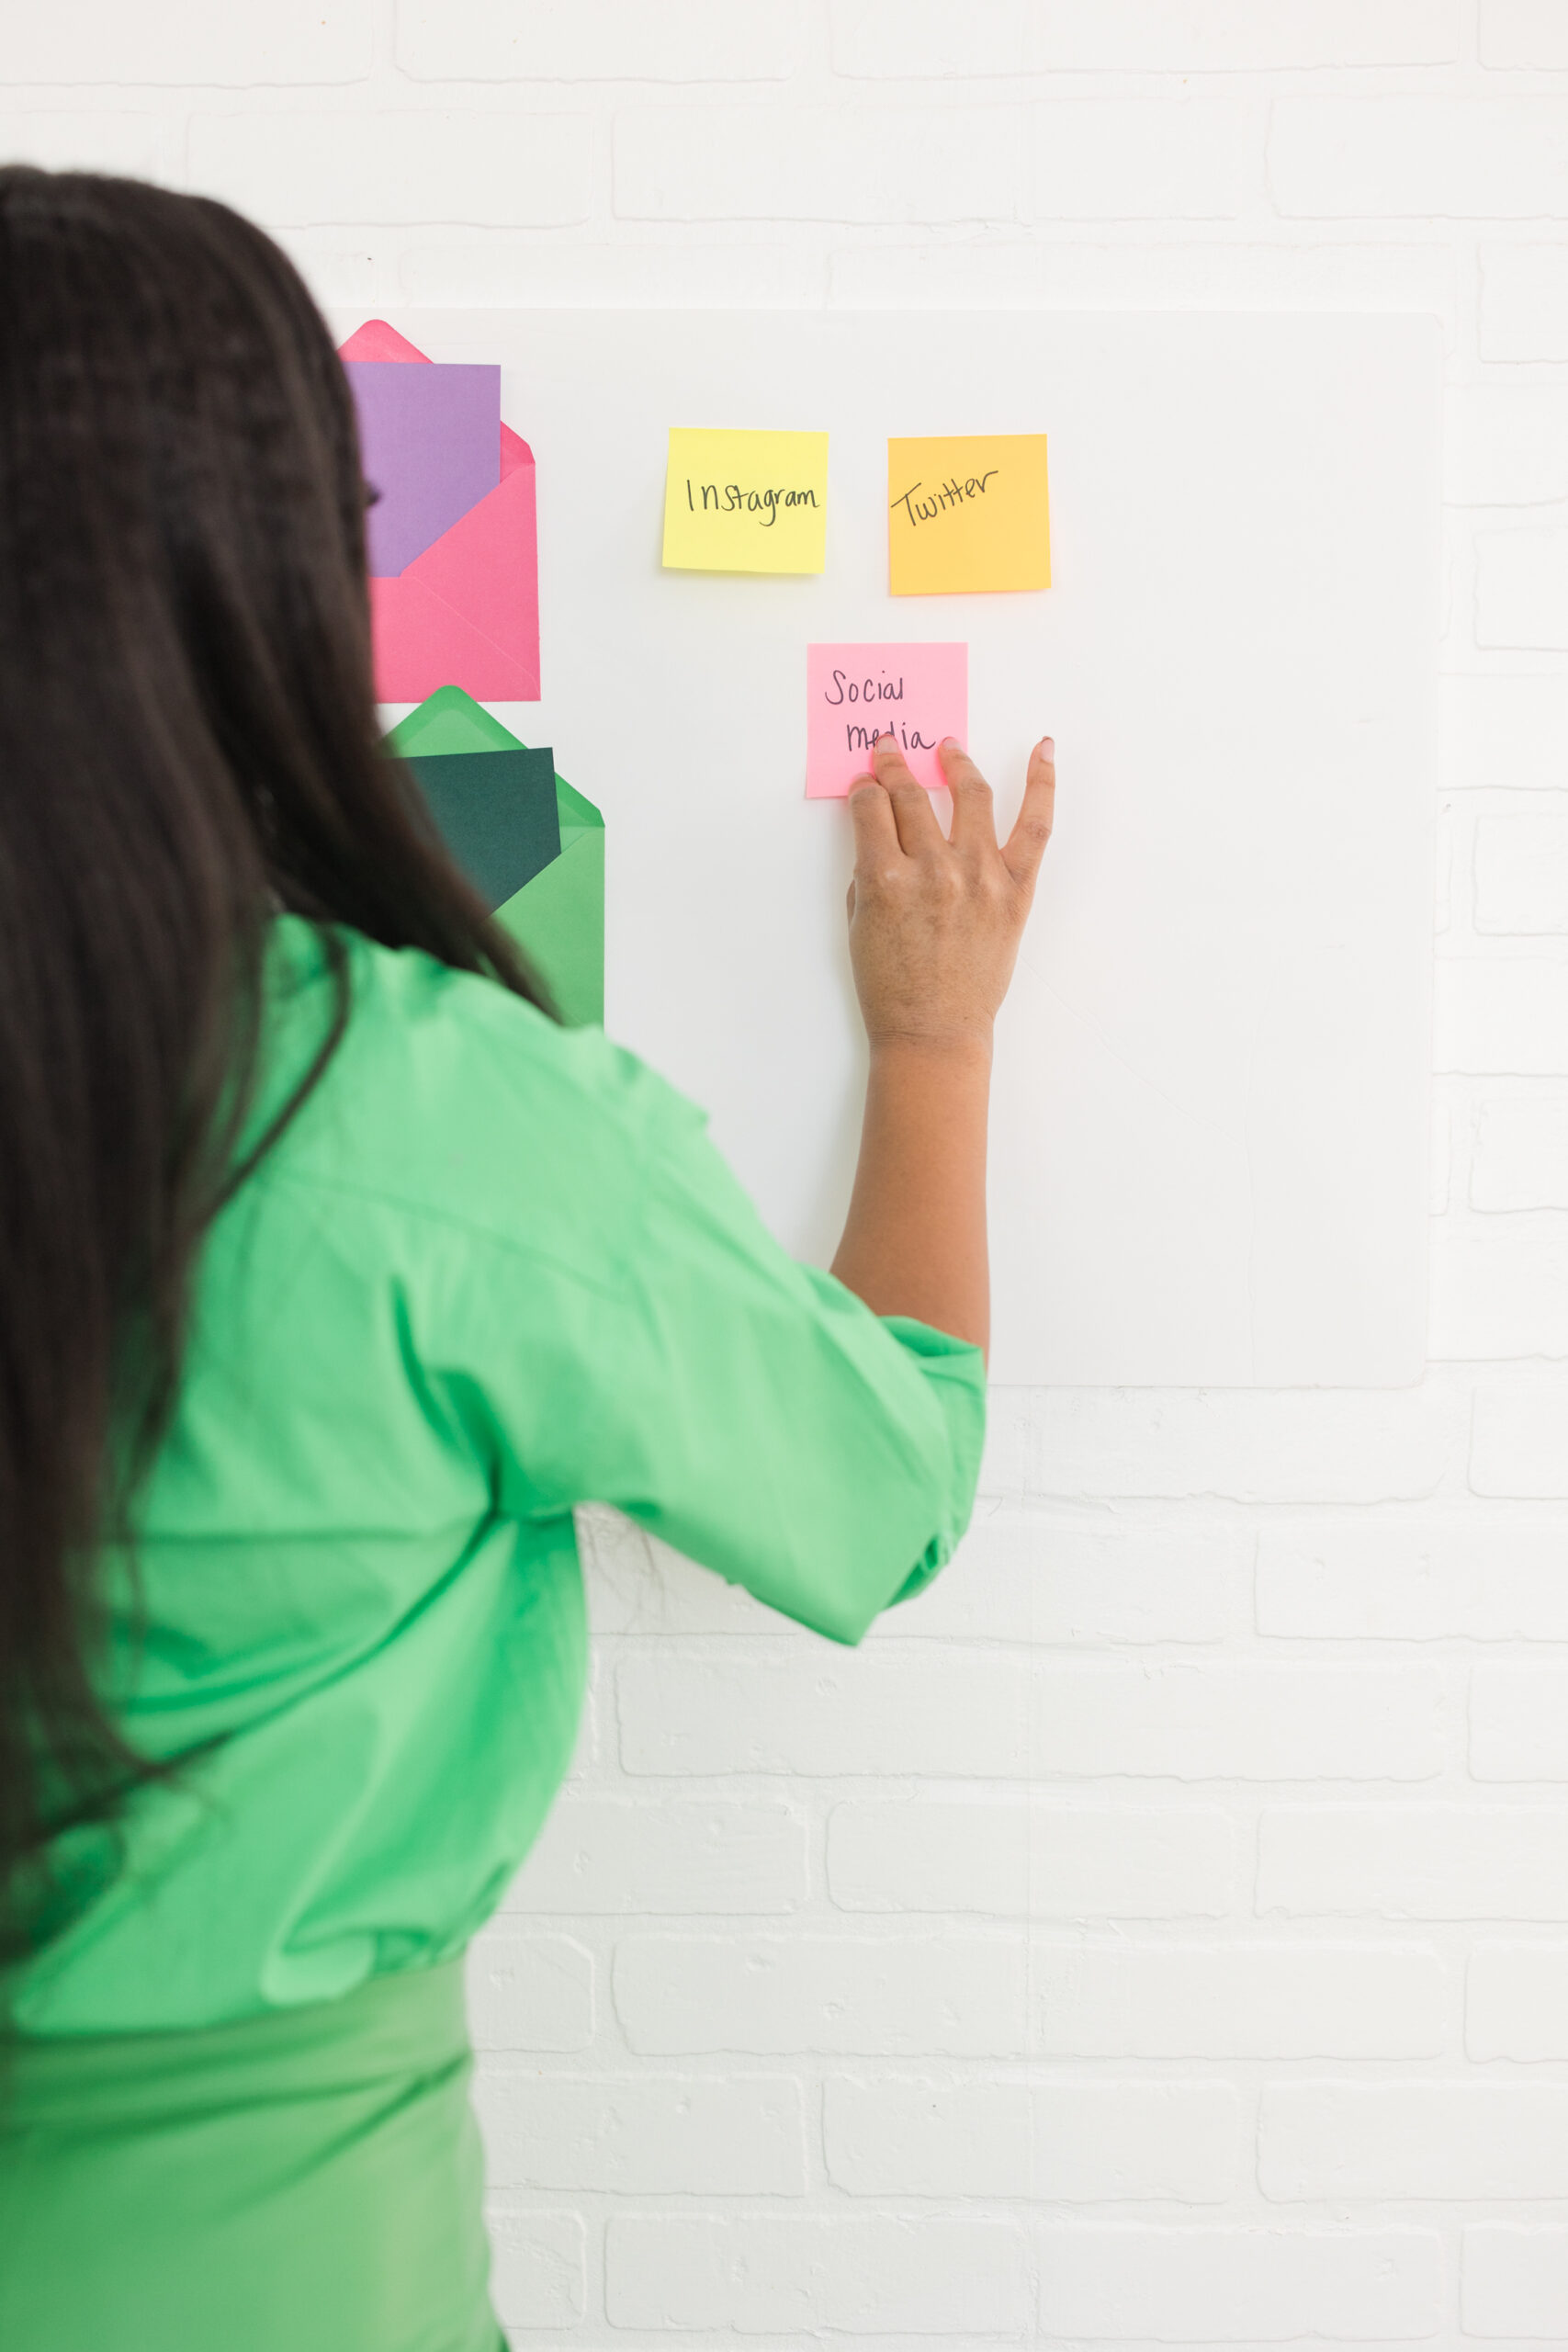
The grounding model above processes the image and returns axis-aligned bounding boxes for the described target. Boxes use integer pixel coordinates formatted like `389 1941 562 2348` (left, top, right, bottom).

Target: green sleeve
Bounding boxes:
450 1075 987 1646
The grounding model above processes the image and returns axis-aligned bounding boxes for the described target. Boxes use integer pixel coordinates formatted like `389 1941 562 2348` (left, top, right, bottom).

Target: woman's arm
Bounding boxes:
830 733 1056 1358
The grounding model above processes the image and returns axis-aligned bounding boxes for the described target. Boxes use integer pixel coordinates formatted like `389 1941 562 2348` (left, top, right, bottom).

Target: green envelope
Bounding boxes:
384 687 604 1028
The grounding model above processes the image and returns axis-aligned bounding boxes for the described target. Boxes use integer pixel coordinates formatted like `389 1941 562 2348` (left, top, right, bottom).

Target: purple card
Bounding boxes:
344 360 500 578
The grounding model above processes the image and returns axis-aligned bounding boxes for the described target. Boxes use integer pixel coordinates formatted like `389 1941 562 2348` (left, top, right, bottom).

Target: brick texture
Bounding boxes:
835 0 1458 76
1258 1804 1568 1918
1036 2224 1442 2339
398 1 798 85
822 2074 1239 2199
1480 242 1568 358
482 2208 586 2330
614 105 1020 224
1472 1090 1568 1208
826 1797 1237 1916
473 2072 807 2194
1260 2081 1568 2199
4 0 370 84
503 1796 807 1914
187 110 596 229
1032 1940 1449 2056
1258 1517 1568 1637
1271 98 1568 218
1482 0 1568 69
1463 2225 1568 2335
1476 526 1568 649
1468 1942 1568 2056
1472 1381 1568 1493
606 2213 1032 2332
614 1930 1028 2055
1021 101 1257 222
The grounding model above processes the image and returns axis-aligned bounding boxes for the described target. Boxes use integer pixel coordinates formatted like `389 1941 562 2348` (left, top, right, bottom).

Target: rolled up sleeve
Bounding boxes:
468 1069 987 1645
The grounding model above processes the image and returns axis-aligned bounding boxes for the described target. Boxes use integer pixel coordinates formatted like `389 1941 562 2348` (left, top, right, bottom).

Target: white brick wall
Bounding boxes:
1270 97 1568 218
1463 2224 1568 2336
825 1796 1238 1916
17 6 1568 2341
1476 522 1568 646
822 2074 1240 2199
1032 1939 1450 2057
1259 2081 1568 2199
1483 0 1568 72
398 3 801 87
1468 1941 1568 2055
1035 2223 1443 2338
5 0 372 86
188 110 597 227
605 2211 1034 2333
613 1929 1029 2056
613 103 1021 224
1258 1803 1568 1917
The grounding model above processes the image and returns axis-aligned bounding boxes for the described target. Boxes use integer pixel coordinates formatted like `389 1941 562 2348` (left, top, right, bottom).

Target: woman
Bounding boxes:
0 171 1055 2350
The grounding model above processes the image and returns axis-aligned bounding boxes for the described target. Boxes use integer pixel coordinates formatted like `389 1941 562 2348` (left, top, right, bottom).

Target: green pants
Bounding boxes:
0 1961 502 2352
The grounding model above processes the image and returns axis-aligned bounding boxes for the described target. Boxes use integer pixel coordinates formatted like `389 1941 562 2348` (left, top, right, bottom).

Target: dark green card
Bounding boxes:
403 747 560 915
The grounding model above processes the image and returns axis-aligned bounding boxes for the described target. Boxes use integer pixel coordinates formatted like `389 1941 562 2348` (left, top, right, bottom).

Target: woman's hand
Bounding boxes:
830 733 1055 1357
845 733 1055 1053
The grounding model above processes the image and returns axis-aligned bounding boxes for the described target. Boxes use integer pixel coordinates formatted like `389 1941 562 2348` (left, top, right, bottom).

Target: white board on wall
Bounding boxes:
359 311 1439 1388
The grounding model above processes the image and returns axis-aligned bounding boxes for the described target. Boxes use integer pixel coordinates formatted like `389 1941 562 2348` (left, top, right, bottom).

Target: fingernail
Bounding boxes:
1038 735 1055 758
940 735 962 750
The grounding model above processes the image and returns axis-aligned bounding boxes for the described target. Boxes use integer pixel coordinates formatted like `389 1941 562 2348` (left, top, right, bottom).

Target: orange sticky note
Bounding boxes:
888 433 1051 596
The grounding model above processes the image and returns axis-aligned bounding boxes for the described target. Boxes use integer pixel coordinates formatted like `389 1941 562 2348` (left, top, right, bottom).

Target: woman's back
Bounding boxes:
9 916 984 2040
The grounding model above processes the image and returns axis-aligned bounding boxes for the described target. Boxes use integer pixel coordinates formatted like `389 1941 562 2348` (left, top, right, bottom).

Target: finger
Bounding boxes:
847 775 900 873
939 738 998 859
1002 735 1056 890
871 731 944 856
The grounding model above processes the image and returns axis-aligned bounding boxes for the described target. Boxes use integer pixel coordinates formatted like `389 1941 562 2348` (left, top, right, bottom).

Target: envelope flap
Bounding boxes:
555 775 604 842
384 684 520 759
337 319 429 365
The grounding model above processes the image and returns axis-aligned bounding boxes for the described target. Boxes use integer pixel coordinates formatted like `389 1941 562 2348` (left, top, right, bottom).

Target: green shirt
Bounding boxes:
10 919 985 2037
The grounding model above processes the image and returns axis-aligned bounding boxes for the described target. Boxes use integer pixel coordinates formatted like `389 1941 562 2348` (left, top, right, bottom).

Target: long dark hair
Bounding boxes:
0 168 547 1952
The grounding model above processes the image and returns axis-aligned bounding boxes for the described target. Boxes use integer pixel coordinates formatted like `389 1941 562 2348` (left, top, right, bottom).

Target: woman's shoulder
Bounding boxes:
254 916 697 1264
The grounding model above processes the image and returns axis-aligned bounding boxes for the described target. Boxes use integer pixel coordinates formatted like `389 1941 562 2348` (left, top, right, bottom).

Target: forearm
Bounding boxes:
830 1032 993 1355
830 729 1053 1354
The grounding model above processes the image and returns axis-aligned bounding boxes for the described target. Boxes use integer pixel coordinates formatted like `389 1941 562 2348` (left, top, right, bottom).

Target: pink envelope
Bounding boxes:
337 319 539 702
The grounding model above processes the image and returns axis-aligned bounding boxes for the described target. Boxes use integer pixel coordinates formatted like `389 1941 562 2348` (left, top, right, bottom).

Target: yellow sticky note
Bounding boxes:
662 428 829 575
888 434 1051 595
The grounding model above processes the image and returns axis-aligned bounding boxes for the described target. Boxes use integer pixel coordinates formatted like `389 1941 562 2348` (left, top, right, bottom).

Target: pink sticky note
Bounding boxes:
805 642 967 798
